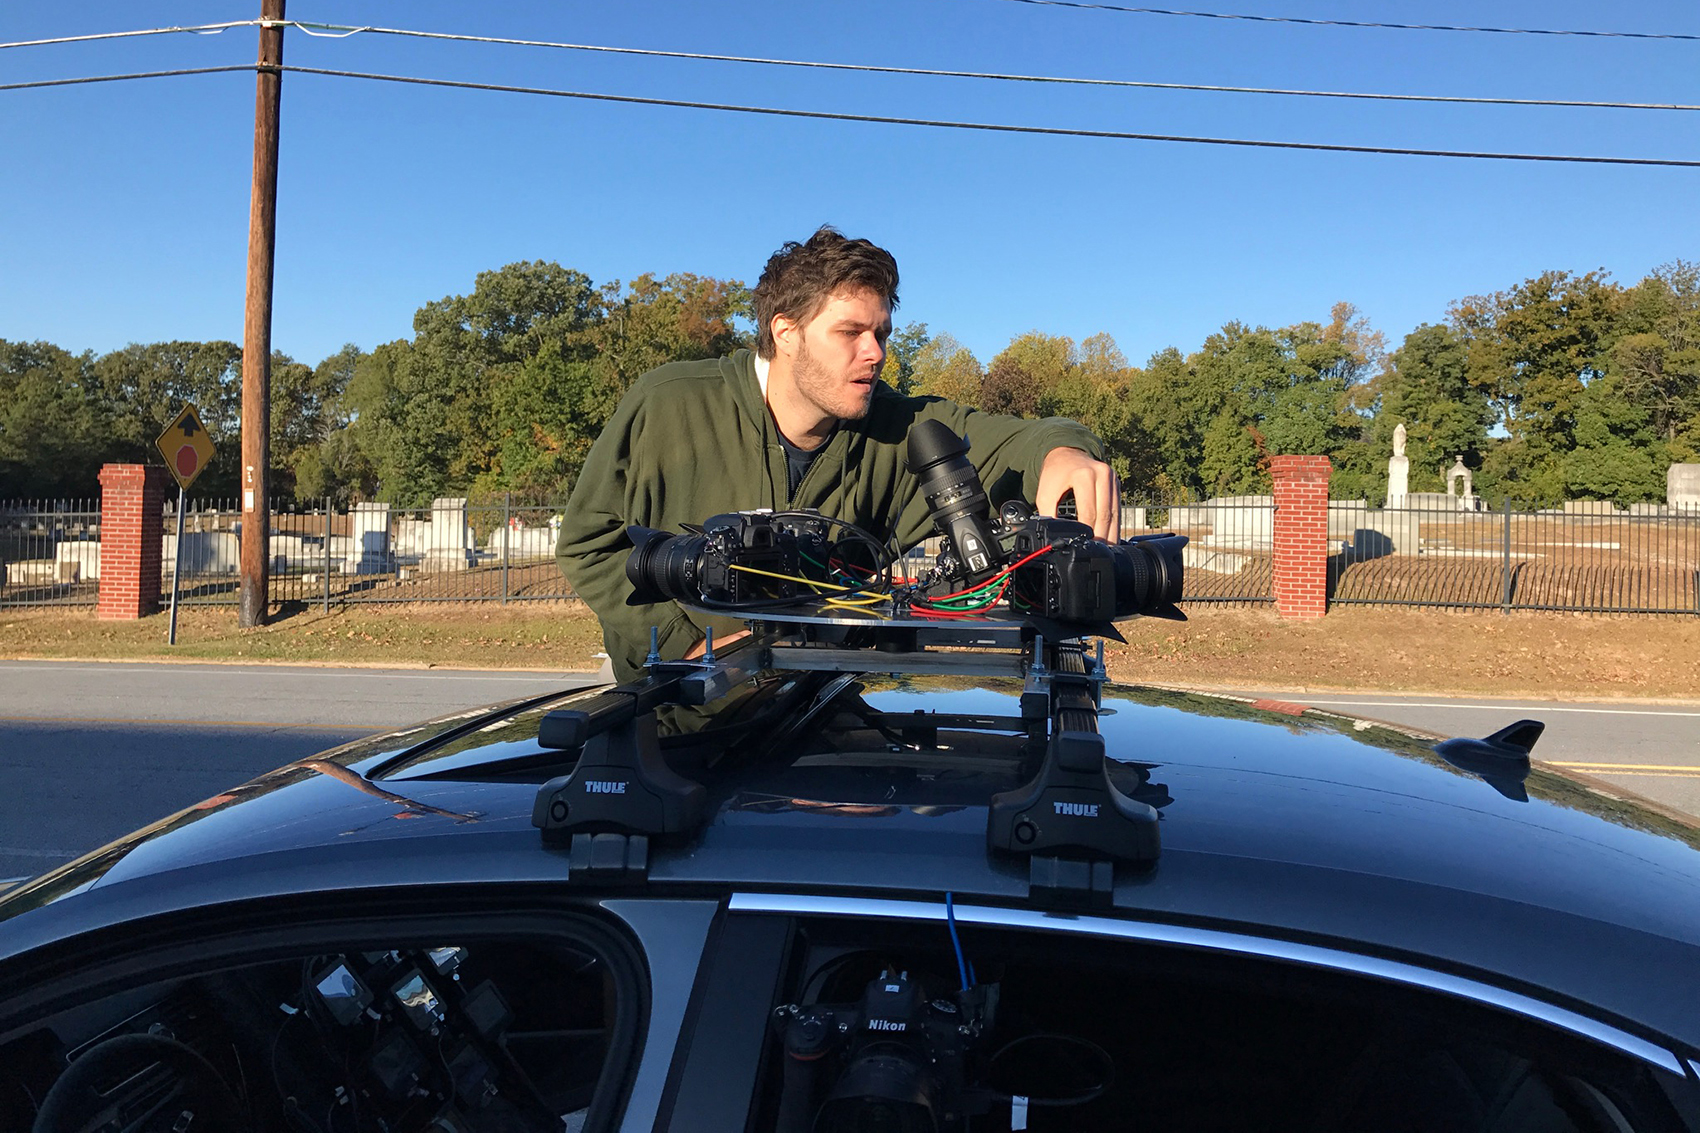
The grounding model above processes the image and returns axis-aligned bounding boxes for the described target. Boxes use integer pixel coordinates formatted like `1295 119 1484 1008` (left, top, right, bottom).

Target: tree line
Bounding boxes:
3 259 1696 507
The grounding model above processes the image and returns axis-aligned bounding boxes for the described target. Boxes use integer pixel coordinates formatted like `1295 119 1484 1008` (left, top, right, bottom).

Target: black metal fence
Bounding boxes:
6 490 1696 616
165 496 575 608
0 499 101 607
1328 498 1700 614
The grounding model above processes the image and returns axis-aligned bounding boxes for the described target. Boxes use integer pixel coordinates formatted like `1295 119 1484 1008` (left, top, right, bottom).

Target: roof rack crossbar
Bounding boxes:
530 613 1161 895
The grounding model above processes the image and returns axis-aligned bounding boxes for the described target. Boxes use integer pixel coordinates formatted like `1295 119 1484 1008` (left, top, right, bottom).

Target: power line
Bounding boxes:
986 0 1700 41
8 60 1696 168
8 18 1694 113
0 21 257 51
0 65 256 93
279 64 1700 168
276 22 1700 113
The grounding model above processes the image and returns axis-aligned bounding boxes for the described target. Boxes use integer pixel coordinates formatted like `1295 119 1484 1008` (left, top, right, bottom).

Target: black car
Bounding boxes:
2 622 1699 1133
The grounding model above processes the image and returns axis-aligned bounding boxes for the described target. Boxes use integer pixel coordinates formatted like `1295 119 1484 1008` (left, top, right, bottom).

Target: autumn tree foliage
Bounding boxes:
6 260 1697 509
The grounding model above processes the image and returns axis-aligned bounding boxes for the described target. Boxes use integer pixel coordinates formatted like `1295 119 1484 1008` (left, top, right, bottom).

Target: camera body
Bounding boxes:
625 510 831 606
1004 511 1185 625
777 968 995 1132
905 419 1186 624
1006 512 1121 623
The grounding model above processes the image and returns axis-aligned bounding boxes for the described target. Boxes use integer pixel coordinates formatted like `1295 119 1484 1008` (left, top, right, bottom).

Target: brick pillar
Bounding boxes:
1270 455 1331 619
97 463 168 619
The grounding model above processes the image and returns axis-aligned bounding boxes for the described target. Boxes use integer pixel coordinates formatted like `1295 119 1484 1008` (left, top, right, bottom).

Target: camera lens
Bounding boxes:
816 1051 937 1133
1109 533 1186 617
906 420 1006 585
624 526 707 605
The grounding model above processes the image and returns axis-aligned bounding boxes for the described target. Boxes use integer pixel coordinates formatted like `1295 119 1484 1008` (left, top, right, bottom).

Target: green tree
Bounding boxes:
490 342 622 499
983 331 1077 417
1450 270 1622 503
879 321 932 394
1370 324 1495 498
1563 371 1662 503
289 344 370 503
337 263 749 504
89 340 244 495
0 341 106 498
589 272 750 397
1611 261 1700 461
908 334 983 407
1125 347 1209 498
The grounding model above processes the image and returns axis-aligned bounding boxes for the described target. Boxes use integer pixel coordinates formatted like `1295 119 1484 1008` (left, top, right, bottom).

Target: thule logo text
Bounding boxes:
584 781 628 795
1054 801 1100 817
868 1020 906 1032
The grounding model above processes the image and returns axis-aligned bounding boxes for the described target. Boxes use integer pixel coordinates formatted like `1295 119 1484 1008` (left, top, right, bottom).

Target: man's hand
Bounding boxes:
1036 447 1121 542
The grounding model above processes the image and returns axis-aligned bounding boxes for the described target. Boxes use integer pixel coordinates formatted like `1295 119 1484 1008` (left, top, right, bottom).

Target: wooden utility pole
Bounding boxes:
239 0 285 627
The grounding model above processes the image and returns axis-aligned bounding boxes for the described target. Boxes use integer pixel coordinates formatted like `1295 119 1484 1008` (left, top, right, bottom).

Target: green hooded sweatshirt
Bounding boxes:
557 349 1105 680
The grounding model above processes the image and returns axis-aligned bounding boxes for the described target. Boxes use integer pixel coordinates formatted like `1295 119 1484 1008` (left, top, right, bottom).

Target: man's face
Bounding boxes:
786 288 892 423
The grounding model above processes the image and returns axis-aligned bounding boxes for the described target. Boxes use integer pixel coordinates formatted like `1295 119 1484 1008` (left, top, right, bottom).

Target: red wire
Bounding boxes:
913 577 1011 615
925 544 1053 601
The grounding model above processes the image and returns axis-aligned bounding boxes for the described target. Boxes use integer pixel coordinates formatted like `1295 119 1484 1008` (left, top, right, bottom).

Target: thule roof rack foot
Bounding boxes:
532 711 707 877
989 640 1160 908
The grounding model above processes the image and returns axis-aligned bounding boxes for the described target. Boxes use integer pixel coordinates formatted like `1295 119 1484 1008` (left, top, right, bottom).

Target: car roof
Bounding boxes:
5 673 1700 1049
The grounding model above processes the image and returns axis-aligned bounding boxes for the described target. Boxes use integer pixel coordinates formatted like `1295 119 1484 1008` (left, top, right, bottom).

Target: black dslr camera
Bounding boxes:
625 510 832 607
905 419 1186 623
774 967 996 1132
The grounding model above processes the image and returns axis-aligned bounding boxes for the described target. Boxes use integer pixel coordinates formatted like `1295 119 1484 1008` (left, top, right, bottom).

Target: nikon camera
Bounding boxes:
905 419 1187 623
624 510 831 607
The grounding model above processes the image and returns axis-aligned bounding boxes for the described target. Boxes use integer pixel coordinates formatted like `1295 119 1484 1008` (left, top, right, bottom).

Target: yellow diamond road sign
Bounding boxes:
154 404 217 491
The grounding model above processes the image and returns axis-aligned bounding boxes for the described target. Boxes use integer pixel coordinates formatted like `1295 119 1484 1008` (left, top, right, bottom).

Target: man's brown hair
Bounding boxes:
752 226 900 359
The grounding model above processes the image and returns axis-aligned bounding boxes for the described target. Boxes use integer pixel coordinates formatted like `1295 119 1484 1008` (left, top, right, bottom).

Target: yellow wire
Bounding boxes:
729 563 859 593
821 593 889 606
824 599 890 618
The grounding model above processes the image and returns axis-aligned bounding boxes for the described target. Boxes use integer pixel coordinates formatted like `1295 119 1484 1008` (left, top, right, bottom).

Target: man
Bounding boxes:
558 226 1120 681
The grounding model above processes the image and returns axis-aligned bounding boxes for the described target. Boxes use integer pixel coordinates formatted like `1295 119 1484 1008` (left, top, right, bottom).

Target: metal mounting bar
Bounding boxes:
766 644 1025 678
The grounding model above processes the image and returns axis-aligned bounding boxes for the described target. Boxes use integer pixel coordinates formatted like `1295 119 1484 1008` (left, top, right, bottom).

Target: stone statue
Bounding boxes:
1386 423 1409 506
1446 455 1474 509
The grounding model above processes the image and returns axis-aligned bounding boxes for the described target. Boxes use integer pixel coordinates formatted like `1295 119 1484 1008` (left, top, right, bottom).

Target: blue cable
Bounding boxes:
945 891 971 991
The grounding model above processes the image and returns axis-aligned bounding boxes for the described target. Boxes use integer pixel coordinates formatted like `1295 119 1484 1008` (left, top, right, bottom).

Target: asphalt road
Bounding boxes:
0 661 600 881
3 661 1697 882
1215 689 1700 817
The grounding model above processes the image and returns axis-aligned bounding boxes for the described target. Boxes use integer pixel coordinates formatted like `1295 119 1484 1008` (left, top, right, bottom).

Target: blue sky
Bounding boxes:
3 1 1696 371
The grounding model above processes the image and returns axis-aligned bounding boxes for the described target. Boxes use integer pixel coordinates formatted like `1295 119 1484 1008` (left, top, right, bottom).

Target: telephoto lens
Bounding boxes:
905 420 1006 586
623 526 708 605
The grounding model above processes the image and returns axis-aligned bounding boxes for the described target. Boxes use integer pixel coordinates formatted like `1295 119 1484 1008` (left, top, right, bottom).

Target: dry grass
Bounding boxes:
0 602 606 670
1110 606 1700 701
2 602 1697 701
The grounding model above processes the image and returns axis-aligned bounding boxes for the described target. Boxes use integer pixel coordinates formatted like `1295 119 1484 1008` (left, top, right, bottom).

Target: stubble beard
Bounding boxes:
793 338 874 424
